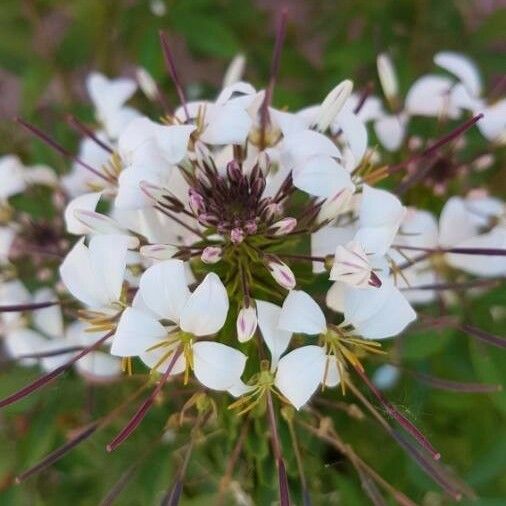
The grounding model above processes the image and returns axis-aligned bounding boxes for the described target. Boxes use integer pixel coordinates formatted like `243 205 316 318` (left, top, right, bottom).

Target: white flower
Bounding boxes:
254 298 329 409
59 234 130 312
111 260 246 392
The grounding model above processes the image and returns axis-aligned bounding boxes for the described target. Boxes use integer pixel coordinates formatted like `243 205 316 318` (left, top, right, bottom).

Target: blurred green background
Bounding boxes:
0 0 505 505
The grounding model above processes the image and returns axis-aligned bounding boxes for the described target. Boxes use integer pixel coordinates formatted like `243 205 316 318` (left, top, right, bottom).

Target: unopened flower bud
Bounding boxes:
201 246 222 264
230 228 245 244
317 188 353 224
140 244 178 260
244 220 258 234
316 79 354 132
267 257 296 290
329 240 376 288
136 67 159 101
226 160 242 182
269 217 297 236
377 53 398 101
236 305 258 342
263 202 283 221
198 213 219 227
189 189 205 215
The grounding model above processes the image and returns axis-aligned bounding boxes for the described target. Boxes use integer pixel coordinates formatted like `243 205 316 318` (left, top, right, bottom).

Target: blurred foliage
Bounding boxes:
0 0 505 505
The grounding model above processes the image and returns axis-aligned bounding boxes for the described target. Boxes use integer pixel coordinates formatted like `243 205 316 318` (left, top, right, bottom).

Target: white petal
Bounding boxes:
201 104 252 145
281 130 341 170
438 196 478 246
0 226 15 264
0 155 27 199
154 124 195 164
256 299 292 370
434 51 481 97
293 155 353 198
64 192 102 235
33 288 63 339
477 100 506 142
344 279 416 339
274 345 326 410
374 114 406 152
405 75 458 118
192 341 247 391
140 341 186 375
139 259 190 321
180 273 229 336
323 355 341 387
111 307 167 357
4 329 47 366
88 234 130 304
445 228 506 277
75 352 121 382
87 73 136 114
279 290 327 335
357 185 405 255
326 281 346 313
60 238 110 308
333 110 368 163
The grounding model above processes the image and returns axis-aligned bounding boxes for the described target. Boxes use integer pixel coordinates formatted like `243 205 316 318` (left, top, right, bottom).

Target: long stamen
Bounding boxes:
266 390 291 506
353 365 441 461
459 324 506 349
259 8 288 147
392 244 506 256
66 115 114 153
106 349 182 452
400 278 500 292
15 117 113 183
407 370 502 393
0 300 61 312
347 382 474 501
0 330 114 408
15 422 99 483
12 346 84 361
387 113 484 175
159 31 190 120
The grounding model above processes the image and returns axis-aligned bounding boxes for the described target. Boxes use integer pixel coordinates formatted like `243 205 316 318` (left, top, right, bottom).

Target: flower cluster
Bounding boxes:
1 28 504 504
